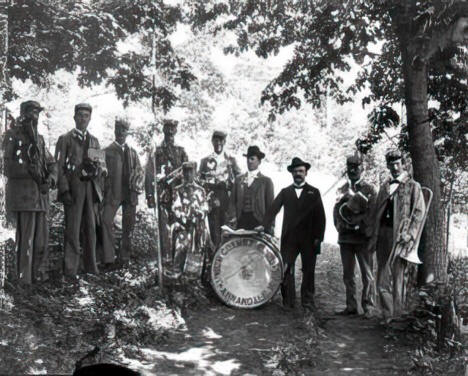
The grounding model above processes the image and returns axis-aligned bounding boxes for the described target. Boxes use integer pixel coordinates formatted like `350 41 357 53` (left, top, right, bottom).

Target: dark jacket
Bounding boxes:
55 129 104 203
263 183 326 254
230 172 274 229
2 124 57 212
333 179 376 244
103 142 143 206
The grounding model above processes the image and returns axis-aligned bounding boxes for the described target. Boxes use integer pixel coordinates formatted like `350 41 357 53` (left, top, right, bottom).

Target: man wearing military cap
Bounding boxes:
333 154 377 317
229 145 274 231
369 149 426 323
2 100 57 285
258 157 326 311
55 103 105 278
170 161 212 280
199 130 240 247
145 119 188 267
101 118 144 269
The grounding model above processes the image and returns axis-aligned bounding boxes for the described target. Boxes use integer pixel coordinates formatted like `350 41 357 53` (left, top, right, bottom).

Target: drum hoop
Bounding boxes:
211 234 284 309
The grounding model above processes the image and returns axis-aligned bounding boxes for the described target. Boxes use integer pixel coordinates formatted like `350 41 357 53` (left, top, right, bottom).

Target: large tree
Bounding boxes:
189 0 468 282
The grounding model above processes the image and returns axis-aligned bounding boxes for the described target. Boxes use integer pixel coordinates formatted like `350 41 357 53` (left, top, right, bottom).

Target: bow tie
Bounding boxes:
294 185 305 190
390 179 400 184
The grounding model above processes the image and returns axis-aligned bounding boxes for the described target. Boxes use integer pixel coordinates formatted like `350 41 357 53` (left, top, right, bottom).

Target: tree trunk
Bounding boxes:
400 41 447 284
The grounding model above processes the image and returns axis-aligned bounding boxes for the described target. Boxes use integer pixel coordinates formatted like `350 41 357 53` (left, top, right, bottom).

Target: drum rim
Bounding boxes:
210 234 284 309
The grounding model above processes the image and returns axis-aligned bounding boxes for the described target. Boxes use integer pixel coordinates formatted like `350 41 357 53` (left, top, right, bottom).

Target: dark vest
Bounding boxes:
242 183 254 212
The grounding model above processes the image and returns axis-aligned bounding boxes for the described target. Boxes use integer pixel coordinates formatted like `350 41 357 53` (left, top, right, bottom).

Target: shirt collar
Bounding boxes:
74 128 87 137
390 171 408 184
247 169 260 177
348 177 362 189
114 140 127 149
294 182 306 189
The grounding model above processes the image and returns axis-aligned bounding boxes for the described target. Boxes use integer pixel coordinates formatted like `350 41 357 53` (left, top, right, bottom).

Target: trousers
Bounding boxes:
339 243 375 312
101 201 137 263
63 181 98 276
376 225 407 318
15 211 49 285
281 241 317 308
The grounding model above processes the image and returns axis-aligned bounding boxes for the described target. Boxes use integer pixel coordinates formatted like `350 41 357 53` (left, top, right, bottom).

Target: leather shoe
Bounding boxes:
335 308 358 316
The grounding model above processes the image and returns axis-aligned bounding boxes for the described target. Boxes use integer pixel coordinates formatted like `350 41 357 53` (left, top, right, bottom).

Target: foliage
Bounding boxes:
6 0 196 110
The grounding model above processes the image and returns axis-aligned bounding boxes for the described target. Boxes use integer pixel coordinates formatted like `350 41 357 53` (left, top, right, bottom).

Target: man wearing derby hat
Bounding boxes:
229 145 274 231
55 103 106 278
145 119 188 267
101 118 144 269
258 157 326 311
199 130 240 247
333 154 377 318
369 149 426 323
2 100 57 285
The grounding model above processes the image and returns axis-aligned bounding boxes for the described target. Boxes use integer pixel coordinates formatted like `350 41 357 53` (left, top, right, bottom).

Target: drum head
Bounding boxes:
211 235 283 309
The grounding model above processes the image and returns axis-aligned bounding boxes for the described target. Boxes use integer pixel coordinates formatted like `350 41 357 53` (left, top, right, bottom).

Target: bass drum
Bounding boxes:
211 231 283 309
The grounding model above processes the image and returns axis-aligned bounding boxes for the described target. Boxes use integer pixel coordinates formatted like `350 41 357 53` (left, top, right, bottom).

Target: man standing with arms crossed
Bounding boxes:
333 155 376 318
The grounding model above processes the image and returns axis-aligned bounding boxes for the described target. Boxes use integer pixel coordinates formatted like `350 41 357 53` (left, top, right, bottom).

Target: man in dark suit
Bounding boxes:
229 146 274 231
55 103 105 278
258 157 326 311
101 119 143 269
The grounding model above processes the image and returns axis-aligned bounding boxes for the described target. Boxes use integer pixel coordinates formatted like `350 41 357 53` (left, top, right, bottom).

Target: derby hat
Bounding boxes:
243 145 265 160
182 161 197 171
287 157 311 172
346 154 362 165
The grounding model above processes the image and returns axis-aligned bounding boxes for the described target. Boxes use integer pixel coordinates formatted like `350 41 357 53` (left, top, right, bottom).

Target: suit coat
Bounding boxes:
103 142 143 206
230 172 274 229
2 124 57 212
55 129 104 203
263 183 326 254
370 173 426 258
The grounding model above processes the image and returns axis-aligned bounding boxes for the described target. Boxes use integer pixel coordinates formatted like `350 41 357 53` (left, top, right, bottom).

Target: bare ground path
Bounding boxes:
133 245 413 376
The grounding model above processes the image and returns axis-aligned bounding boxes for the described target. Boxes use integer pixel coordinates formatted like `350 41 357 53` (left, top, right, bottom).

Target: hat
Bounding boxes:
182 161 197 171
20 100 44 115
115 118 130 130
385 149 402 163
163 119 178 130
243 145 265 160
74 103 92 114
287 157 311 172
212 130 227 140
346 154 362 165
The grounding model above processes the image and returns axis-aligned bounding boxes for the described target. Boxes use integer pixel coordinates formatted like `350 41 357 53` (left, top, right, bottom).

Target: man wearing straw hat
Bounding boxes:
333 155 377 318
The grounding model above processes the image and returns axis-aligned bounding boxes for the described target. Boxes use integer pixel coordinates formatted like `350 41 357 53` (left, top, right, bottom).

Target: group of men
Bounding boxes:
2 99 427 322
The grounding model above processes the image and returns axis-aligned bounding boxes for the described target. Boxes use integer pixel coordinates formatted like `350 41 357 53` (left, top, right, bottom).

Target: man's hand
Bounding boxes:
254 225 265 233
61 191 74 206
147 196 156 209
28 163 43 185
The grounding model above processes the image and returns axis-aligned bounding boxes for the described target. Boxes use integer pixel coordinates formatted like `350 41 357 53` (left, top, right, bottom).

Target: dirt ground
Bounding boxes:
124 245 415 376
0 243 457 375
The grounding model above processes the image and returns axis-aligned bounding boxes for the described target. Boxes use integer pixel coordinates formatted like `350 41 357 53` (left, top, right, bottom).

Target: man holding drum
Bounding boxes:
257 157 326 311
